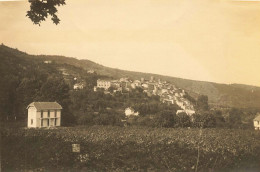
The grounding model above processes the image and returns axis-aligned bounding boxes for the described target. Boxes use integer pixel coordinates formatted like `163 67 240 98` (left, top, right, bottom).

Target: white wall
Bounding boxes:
28 107 37 128
254 120 260 130
29 109 61 128
36 111 41 127
125 109 133 116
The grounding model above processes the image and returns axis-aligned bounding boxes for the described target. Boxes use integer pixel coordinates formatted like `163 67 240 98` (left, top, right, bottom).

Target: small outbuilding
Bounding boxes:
253 113 260 130
27 102 62 128
73 83 84 90
125 107 139 117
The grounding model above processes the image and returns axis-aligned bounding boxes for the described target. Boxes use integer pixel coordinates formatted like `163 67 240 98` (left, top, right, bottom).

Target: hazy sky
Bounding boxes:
1 0 260 86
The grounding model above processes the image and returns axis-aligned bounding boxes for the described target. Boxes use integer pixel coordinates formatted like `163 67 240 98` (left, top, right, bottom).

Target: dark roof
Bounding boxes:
254 114 260 121
27 102 62 110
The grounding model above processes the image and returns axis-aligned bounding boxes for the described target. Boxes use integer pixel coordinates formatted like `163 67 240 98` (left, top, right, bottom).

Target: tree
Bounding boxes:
192 112 216 128
213 110 225 128
154 110 175 128
196 95 209 111
228 108 242 128
37 76 75 125
27 0 66 25
175 112 191 128
108 86 116 93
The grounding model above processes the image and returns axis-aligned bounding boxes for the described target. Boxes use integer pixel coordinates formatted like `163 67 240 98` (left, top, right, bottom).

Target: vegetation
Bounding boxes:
2 126 260 171
0 44 181 127
0 45 73 125
2 44 260 109
27 0 66 25
1 37 260 172
0 44 258 129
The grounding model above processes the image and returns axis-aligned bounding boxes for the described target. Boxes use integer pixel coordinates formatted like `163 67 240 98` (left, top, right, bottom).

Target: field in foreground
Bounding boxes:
1 126 260 172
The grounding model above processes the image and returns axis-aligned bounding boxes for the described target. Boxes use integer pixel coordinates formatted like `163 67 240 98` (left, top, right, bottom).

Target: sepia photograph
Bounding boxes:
1 0 260 171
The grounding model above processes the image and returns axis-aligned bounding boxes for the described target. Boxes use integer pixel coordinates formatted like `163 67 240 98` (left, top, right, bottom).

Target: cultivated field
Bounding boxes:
2 126 260 171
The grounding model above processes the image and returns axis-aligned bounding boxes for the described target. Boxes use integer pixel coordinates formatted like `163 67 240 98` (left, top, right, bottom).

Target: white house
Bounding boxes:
133 80 141 87
142 83 149 89
176 110 186 115
130 83 136 89
27 102 62 128
253 114 260 130
87 70 95 74
185 109 196 116
73 83 84 90
97 79 111 90
163 99 174 104
125 107 139 117
44 60 52 64
176 109 195 116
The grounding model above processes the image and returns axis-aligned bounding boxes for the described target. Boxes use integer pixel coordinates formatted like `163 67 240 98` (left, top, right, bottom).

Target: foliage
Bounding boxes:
2 126 260 171
175 112 191 128
196 95 209 111
2 44 260 110
212 110 226 128
227 108 243 128
0 45 258 129
153 110 175 128
27 0 66 25
0 44 73 125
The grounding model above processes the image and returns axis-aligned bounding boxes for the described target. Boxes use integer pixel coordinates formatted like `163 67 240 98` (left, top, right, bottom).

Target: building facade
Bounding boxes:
125 107 139 117
253 114 260 130
73 83 84 90
97 79 111 90
27 102 62 128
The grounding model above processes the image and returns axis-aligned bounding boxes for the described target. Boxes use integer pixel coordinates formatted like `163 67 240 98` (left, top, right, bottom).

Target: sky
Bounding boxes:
0 0 260 86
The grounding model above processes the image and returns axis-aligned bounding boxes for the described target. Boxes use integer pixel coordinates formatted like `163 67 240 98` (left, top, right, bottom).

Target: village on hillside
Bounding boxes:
92 76 196 116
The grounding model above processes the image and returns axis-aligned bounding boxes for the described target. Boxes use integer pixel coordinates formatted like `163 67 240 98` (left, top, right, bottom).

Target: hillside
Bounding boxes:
1 44 260 109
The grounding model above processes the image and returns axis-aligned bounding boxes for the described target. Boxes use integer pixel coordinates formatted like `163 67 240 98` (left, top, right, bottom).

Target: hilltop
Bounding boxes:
1 44 260 109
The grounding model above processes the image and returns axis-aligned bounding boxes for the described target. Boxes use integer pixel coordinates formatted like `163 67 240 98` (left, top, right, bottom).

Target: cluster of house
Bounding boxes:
26 102 139 128
93 78 131 93
72 71 95 90
94 76 196 116
26 102 260 130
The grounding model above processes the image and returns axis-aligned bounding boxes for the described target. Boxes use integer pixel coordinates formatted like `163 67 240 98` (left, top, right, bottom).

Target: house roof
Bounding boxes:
125 107 134 111
27 102 62 110
254 114 260 121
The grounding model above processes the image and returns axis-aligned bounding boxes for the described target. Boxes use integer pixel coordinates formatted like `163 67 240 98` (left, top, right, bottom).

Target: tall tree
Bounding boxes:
196 95 209 111
228 108 242 128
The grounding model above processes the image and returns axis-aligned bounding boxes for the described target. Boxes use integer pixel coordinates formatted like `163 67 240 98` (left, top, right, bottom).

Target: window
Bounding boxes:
55 110 57 117
41 110 43 118
47 119 49 126
41 119 43 127
31 119 33 125
54 118 57 126
48 110 50 117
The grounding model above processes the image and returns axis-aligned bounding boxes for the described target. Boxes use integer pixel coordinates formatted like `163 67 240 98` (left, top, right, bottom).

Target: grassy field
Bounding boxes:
1 126 260 172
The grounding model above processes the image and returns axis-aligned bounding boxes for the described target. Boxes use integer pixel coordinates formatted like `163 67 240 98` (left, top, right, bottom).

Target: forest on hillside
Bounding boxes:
0 44 258 129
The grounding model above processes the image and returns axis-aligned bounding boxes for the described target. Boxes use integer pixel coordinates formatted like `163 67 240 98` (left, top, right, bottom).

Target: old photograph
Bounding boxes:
1 0 260 171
